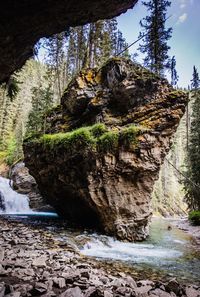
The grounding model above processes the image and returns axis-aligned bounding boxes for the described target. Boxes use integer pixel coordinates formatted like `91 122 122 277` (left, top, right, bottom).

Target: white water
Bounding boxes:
81 235 182 264
0 176 33 214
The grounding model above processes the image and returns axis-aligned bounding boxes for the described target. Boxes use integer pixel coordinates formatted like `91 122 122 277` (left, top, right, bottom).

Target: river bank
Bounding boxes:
0 216 199 297
172 218 200 245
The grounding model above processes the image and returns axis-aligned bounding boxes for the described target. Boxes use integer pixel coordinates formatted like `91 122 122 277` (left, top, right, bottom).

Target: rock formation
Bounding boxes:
10 161 51 210
0 0 137 83
24 58 188 241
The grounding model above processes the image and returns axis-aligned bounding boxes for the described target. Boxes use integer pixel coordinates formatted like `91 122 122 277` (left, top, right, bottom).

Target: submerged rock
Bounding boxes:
24 58 188 241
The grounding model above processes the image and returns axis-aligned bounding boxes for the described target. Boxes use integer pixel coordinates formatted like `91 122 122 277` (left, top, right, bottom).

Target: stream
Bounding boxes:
0 176 200 285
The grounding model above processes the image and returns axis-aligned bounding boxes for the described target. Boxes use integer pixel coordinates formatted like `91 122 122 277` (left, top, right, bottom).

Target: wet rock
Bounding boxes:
10 162 47 210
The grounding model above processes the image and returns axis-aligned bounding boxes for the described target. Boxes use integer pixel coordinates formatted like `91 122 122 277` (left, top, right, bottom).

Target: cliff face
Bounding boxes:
0 0 137 83
24 58 188 241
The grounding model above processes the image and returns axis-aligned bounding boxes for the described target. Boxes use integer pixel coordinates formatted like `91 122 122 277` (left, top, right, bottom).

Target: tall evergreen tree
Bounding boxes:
184 67 200 210
138 0 172 76
170 56 179 86
191 66 200 90
26 82 53 135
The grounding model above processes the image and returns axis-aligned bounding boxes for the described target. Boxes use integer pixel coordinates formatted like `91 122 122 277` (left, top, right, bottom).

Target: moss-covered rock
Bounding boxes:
24 58 188 241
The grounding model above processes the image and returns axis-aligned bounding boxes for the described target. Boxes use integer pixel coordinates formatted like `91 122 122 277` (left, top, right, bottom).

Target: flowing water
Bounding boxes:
0 176 33 214
0 176 200 284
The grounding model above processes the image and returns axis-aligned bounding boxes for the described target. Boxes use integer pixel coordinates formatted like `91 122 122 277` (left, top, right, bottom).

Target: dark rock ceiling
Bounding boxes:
0 0 138 83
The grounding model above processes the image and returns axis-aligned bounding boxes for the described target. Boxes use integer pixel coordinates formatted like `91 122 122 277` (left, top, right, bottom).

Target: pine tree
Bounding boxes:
26 82 54 135
184 67 200 210
170 56 179 86
191 66 200 90
138 0 172 76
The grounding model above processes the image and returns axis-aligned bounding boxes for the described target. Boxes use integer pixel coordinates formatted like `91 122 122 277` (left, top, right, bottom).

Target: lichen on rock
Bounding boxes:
24 58 188 241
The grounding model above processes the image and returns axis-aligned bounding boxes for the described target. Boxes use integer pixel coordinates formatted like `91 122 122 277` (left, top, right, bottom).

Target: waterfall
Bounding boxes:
0 176 33 214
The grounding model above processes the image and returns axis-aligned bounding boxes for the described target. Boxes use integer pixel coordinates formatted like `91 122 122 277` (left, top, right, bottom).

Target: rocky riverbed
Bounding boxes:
0 216 199 297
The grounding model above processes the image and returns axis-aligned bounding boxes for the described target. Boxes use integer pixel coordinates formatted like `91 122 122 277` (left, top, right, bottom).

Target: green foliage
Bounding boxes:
138 0 172 76
97 131 119 152
5 137 17 165
26 83 54 136
184 90 200 210
170 56 179 86
90 123 108 138
120 125 141 148
6 75 20 101
191 66 200 90
188 211 200 226
0 135 22 166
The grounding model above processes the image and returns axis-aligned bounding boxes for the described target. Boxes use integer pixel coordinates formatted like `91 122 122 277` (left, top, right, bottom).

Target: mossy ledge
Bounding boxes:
27 123 143 154
24 58 188 241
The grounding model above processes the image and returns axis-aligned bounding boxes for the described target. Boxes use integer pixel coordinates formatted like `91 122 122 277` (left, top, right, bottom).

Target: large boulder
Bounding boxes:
24 58 188 241
10 161 47 210
0 0 137 83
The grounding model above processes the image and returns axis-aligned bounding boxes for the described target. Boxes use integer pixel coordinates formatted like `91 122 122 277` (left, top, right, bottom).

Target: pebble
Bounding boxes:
0 217 199 297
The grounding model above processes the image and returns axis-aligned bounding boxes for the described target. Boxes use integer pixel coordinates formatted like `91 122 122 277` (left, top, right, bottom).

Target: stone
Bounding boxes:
59 286 83 297
0 283 5 297
0 0 137 83
32 256 47 267
165 280 180 295
52 277 66 288
150 289 171 297
4 292 21 297
185 286 200 297
24 58 188 241
0 249 4 261
104 292 113 297
10 162 47 210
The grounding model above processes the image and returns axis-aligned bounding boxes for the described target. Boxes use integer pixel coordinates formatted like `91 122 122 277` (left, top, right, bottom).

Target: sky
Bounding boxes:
117 0 200 88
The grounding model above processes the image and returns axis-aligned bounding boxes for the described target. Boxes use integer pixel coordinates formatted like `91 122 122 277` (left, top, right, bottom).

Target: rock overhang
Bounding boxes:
0 0 138 83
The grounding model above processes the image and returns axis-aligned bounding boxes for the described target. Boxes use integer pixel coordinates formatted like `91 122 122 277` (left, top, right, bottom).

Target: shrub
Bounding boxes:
188 211 200 226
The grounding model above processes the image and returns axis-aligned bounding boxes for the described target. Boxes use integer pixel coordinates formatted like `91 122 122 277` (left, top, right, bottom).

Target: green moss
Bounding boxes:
188 211 200 226
90 123 108 138
29 123 145 155
97 131 119 152
120 125 141 148
41 127 96 151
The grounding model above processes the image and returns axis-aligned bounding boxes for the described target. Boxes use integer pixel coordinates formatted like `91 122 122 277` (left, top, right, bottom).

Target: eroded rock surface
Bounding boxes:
24 58 188 241
10 162 47 210
0 0 137 83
